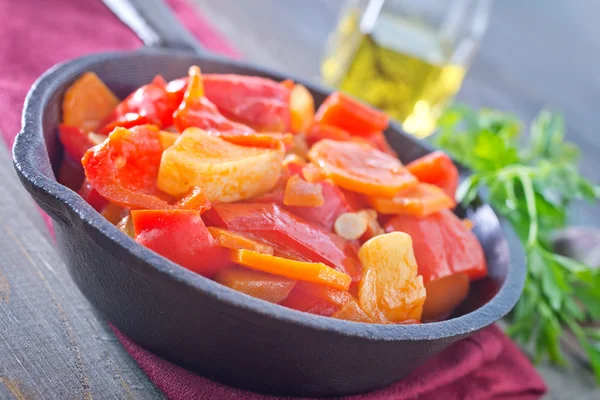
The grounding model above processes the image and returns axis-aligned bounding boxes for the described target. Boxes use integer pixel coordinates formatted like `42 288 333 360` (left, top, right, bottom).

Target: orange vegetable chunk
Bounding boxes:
357 232 426 323
290 84 315 133
422 273 470 322
62 72 119 132
230 249 351 290
214 266 295 303
158 130 179 150
308 139 418 196
82 125 172 210
207 227 274 255
407 151 459 198
332 301 374 323
314 92 388 135
283 175 324 207
174 186 211 213
157 128 284 201
366 183 456 217
301 163 326 183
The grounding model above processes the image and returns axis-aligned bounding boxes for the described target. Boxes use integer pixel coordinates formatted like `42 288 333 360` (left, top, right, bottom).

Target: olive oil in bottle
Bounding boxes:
322 10 466 138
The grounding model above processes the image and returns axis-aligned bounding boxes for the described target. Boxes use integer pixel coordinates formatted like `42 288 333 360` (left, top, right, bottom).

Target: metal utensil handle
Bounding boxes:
102 0 207 54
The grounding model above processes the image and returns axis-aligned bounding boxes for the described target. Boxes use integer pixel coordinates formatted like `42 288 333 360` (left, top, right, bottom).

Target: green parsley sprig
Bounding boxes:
433 105 600 381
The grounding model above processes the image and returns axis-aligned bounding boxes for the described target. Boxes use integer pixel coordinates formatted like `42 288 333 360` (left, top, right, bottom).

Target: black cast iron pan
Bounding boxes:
12 0 525 396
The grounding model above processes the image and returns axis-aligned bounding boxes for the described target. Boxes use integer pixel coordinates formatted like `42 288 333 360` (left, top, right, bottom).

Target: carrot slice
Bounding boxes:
284 175 324 207
174 186 211 213
366 183 455 217
214 266 295 303
62 72 119 132
314 92 388 136
308 139 417 196
332 300 373 323
229 249 351 290
305 123 352 147
208 227 274 255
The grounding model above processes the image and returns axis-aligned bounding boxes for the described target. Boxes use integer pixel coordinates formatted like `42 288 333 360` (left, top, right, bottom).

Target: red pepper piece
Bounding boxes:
407 151 459 198
364 131 397 157
78 179 109 212
82 125 171 210
58 124 96 162
314 92 388 136
203 74 292 132
305 123 352 147
100 75 181 134
132 209 229 277
206 203 349 272
280 281 353 316
58 155 85 192
384 209 487 283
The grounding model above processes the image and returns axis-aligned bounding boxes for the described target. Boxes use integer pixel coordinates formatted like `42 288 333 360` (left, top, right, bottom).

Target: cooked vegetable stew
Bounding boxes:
57 67 487 324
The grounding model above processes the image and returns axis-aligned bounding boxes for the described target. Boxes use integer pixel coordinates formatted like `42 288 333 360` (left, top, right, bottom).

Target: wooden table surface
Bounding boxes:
1 0 599 399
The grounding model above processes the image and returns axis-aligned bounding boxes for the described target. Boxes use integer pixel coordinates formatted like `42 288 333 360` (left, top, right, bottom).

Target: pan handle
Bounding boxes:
102 0 207 54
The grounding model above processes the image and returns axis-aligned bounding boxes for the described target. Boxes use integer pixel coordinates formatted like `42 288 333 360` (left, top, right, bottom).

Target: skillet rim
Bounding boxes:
13 47 525 341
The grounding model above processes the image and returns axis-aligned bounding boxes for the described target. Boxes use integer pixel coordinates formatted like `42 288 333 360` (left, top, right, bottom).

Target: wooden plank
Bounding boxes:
0 142 162 399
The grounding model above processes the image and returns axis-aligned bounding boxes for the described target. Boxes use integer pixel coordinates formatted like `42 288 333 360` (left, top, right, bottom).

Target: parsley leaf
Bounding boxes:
434 106 600 382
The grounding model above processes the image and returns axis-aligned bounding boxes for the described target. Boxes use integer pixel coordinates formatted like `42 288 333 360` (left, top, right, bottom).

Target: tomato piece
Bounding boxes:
364 131 397 157
174 186 211 213
290 84 314 133
384 209 487 283
82 125 171 209
305 123 352 147
58 124 96 162
214 266 295 303
132 209 229 277
280 281 353 316
78 179 109 211
407 151 459 198
422 273 470 322
280 287 339 316
100 75 180 134
308 139 418 196
283 175 324 207
230 249 351 290
173 67 290 150
101 202 127 225
314 92 388 135
367 183 455 217
206 203 349 272
58 155 85 192
207 227 274 255
203 74 292 132
332 300 373 323
358 232 426 323
62 72 120 133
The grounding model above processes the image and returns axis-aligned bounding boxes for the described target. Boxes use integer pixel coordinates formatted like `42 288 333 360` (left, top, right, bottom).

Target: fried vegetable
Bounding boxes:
157 128 284 201
62 72 119 132
308 139 417 196
230 249 351 290
358 232 426 323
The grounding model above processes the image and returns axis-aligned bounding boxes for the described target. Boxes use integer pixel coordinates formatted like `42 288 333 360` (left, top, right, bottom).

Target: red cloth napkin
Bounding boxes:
1 1 546 399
